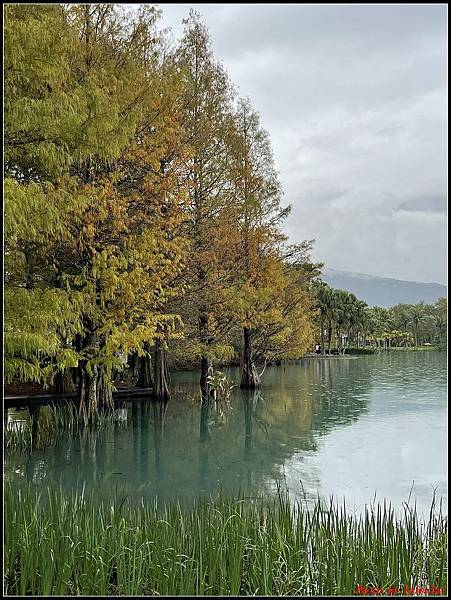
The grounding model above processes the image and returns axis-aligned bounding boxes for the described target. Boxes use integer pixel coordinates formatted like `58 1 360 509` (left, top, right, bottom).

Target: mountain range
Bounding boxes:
321 268 447 308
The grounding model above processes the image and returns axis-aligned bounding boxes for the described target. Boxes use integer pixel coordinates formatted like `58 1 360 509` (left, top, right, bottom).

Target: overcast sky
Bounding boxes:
154 3 447 284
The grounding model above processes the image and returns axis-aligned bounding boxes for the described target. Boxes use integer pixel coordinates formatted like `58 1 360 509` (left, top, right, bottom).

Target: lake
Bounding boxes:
5 351 447 516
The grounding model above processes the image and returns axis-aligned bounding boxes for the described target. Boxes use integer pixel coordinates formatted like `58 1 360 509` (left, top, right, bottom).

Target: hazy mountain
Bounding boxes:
321 268 447 307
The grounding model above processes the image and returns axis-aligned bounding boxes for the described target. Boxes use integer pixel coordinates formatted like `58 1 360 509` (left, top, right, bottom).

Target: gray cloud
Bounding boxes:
396 194 447 214
155 3 447 284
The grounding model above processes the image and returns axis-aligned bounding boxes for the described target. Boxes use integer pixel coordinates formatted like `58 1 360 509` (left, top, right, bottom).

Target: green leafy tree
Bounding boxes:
176 11 237 400
227 97 289 388
5 5 189 414
433 298 447 347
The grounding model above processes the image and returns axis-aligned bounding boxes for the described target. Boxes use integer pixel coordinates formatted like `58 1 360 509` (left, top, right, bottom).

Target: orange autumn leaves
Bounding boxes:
5 5 318 393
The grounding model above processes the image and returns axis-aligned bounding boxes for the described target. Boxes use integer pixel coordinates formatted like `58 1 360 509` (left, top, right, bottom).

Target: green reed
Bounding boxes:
4 421 34 451
4 483 447 596
5 402 124 452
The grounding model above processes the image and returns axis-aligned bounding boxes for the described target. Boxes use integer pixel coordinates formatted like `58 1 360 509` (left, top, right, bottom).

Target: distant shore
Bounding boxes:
302 353 358 359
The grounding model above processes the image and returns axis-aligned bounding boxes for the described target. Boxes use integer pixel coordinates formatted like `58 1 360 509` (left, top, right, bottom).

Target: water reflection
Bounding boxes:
4 352 447 515
199 397 210 443
243 392 254 461
152 399 167 479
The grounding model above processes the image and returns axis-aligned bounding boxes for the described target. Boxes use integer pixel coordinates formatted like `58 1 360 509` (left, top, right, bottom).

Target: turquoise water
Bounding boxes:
5 351 447 515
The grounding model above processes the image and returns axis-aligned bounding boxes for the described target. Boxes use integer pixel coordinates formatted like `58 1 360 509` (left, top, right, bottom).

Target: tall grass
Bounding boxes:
4 483 447 596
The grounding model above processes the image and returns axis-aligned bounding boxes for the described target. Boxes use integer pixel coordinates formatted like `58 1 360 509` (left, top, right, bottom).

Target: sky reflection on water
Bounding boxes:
5 351 447 517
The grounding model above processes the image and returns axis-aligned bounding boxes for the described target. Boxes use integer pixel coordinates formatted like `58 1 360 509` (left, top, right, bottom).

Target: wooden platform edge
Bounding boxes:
4 388 153 411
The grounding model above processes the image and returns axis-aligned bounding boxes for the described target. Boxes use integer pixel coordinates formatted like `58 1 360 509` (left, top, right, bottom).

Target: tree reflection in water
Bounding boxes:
5 359 378 504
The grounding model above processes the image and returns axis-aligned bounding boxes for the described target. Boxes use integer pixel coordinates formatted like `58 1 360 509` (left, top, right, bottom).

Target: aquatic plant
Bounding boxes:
206 370 234 400
4 483 447 596
4 421 34 451
5 402 126 452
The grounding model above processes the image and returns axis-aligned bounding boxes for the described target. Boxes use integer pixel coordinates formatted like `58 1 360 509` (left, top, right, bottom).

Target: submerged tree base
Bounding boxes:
240 360 261 389
4 483 447 596
240 327 261 389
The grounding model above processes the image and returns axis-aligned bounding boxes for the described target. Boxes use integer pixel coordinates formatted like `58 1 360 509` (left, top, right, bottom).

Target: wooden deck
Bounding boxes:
4 387 153 411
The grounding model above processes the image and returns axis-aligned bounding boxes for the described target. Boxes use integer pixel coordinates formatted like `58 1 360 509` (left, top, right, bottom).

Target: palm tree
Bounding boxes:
434 298 447 346
409 302 426 348
312 281 328 354
390 304 411 333
351 300 369 348
313 281 335 354
333 289 355 354
369 306 392 349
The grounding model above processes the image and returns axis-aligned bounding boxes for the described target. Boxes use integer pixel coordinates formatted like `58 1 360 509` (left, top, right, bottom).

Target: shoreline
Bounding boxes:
302 353 358 359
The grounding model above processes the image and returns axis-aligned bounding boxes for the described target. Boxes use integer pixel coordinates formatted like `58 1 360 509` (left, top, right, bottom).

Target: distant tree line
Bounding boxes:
312 281 447 353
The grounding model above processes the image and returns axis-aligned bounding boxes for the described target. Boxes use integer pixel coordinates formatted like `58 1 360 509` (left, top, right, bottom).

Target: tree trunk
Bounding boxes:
77 320 112 418
137 343 153 388
78 364 113 419
152 339 170 400
241 327 260 389
320 320 325 355
54 369 76 394
200 355 211 402
127 351 140 385
78 363 97 417
327 324 332 354
96 369 113 411
199 312 212 402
